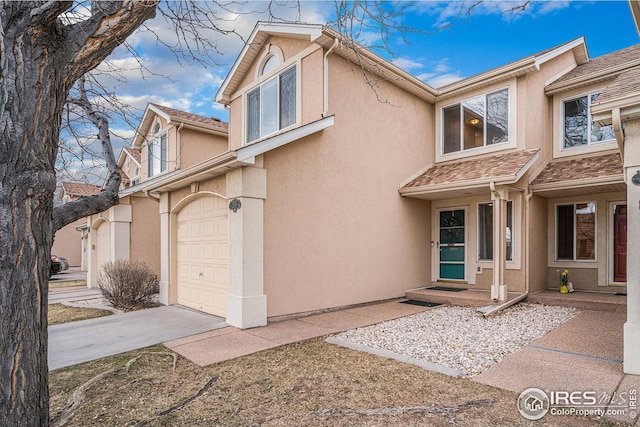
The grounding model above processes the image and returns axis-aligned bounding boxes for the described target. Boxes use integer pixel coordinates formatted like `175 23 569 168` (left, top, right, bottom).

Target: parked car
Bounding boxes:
51 255 69 271
50 257 62 277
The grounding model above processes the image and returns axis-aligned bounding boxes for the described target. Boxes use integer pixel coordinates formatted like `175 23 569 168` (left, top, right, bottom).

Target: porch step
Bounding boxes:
526 290 626 313
405 288 498 308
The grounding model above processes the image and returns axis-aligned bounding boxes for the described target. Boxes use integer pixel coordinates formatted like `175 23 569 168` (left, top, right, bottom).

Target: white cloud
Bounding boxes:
392 57 425 71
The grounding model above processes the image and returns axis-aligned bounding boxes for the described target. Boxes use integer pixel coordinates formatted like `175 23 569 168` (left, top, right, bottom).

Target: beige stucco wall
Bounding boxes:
52 218 84 267
176 128 229 170
528 194 549 294
261 50 433 318
545 190 627 292
128 194 161 278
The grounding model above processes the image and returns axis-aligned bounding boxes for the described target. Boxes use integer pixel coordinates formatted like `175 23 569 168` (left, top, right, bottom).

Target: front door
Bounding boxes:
439 209 465 280
614 204 627 283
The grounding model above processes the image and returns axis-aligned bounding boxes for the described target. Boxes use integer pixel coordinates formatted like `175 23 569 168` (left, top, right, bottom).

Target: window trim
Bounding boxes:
436 81 516 163
245 64 297 145
147 132 167 178
555 201 597 262
560 89 615 152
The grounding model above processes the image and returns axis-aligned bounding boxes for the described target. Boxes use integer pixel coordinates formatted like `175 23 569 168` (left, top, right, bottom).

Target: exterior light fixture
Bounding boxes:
470 118 480 125
633 170 640 186
229 198 241 212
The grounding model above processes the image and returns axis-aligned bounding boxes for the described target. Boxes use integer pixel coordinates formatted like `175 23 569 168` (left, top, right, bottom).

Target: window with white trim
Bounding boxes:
442 88 509 155
562 92 615 149
148 124 167 178
477 201 513 261
246 66 296 143
556 202 596 260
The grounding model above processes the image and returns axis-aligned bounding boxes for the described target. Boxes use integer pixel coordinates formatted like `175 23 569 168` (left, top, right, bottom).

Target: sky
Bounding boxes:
61 1 640 183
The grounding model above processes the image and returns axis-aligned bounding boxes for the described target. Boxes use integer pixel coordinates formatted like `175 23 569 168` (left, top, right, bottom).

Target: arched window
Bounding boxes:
260 55 280 76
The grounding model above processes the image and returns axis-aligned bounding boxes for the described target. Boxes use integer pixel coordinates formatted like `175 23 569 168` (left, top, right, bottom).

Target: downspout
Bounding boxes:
479 188 533 317
322 38 339 117
176 122 184 170
144 189 160 201
613 108 625 160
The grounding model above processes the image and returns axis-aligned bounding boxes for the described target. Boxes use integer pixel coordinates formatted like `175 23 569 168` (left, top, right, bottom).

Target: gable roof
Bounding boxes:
546 43 640 95
215 22 438 105
133 103 229 148
123 147 141 165
529 152 625 197
400 149 539 200
436 38 588 101
61 182 102 197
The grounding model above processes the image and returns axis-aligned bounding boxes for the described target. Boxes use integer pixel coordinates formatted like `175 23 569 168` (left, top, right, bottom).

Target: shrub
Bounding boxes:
97 259 159 311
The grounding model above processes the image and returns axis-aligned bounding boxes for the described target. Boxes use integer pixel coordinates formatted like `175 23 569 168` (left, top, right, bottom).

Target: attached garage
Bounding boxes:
95 220 111 276
176 195 229 316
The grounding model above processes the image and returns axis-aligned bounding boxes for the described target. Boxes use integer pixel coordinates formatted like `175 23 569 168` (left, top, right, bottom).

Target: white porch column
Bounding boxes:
624 120 640 375
159 192 171 306
491 185 508 301
226 166 267 329
109 204 132 261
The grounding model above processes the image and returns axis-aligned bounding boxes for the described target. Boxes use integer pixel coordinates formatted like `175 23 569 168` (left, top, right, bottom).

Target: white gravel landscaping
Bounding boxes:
330 303 579 378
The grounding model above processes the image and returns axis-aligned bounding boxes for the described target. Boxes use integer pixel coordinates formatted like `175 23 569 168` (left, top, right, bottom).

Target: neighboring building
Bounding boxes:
54 182 102 269
84 104 229 288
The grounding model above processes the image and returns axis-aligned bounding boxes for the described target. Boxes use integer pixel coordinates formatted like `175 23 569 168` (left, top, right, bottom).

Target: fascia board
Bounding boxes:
545 61 640 95
534 37 587 68
236 115 335 162
142 151 241 194
529 175 625 193
215 22 324 104
399 174 520 197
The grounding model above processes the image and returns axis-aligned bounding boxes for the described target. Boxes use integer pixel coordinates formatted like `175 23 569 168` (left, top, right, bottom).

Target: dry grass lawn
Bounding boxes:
48 304 113 326
49 339 622 427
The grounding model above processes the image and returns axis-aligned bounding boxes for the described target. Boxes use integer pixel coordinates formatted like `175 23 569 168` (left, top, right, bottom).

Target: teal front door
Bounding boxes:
439 209 465 280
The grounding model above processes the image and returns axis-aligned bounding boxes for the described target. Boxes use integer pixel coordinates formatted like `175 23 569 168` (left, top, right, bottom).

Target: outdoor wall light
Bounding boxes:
229 198 241 212
633 170 640 186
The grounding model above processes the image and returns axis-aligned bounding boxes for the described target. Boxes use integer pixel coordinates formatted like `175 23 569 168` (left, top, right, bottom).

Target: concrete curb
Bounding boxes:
325 336 466 378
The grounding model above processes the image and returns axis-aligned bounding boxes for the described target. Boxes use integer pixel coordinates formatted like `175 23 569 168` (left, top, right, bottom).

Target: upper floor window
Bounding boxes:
260 54 280 76
148 132 167 178
246 66 296 144
442 88 509 155
563 92 615 149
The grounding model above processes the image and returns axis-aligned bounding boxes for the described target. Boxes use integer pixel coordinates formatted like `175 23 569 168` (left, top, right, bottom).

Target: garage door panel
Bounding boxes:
176 195 229 317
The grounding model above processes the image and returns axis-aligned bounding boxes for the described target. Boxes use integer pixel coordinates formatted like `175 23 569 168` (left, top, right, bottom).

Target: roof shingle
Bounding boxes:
531 152 623 185
551 44 640 85
403 149 539 189
151 104 229 131
61 182 102 197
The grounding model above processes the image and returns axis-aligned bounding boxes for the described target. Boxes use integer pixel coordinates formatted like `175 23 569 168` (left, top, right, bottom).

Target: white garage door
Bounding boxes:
95 221 111 276
176 195 229 316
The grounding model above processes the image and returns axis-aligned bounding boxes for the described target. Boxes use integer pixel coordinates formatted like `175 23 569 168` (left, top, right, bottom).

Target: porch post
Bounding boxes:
491 185 508 301
226 166 267 329
624 120 640 375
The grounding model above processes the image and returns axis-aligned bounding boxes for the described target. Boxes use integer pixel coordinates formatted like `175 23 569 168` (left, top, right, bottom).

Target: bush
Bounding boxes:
97 259 159 311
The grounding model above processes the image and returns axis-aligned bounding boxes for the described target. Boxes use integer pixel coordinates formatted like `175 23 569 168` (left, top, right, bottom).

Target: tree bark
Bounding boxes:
0 2 157 425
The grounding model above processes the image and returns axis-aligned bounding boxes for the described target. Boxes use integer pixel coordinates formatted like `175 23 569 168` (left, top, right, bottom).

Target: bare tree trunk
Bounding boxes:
0 3 157 425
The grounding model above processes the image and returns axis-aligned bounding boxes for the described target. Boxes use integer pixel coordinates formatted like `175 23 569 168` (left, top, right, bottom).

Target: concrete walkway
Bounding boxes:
49 306 227 370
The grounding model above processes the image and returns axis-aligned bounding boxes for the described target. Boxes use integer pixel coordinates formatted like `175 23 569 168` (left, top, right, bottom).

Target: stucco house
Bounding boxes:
53 182 102 270
83 103 229 288
77 20 640 375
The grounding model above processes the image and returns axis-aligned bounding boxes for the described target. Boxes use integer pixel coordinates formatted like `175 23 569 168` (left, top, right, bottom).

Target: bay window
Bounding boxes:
443 88 509 155
246 66 296 143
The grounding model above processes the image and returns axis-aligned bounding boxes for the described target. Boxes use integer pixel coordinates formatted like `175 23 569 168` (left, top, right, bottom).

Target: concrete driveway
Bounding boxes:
49 305 227 370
